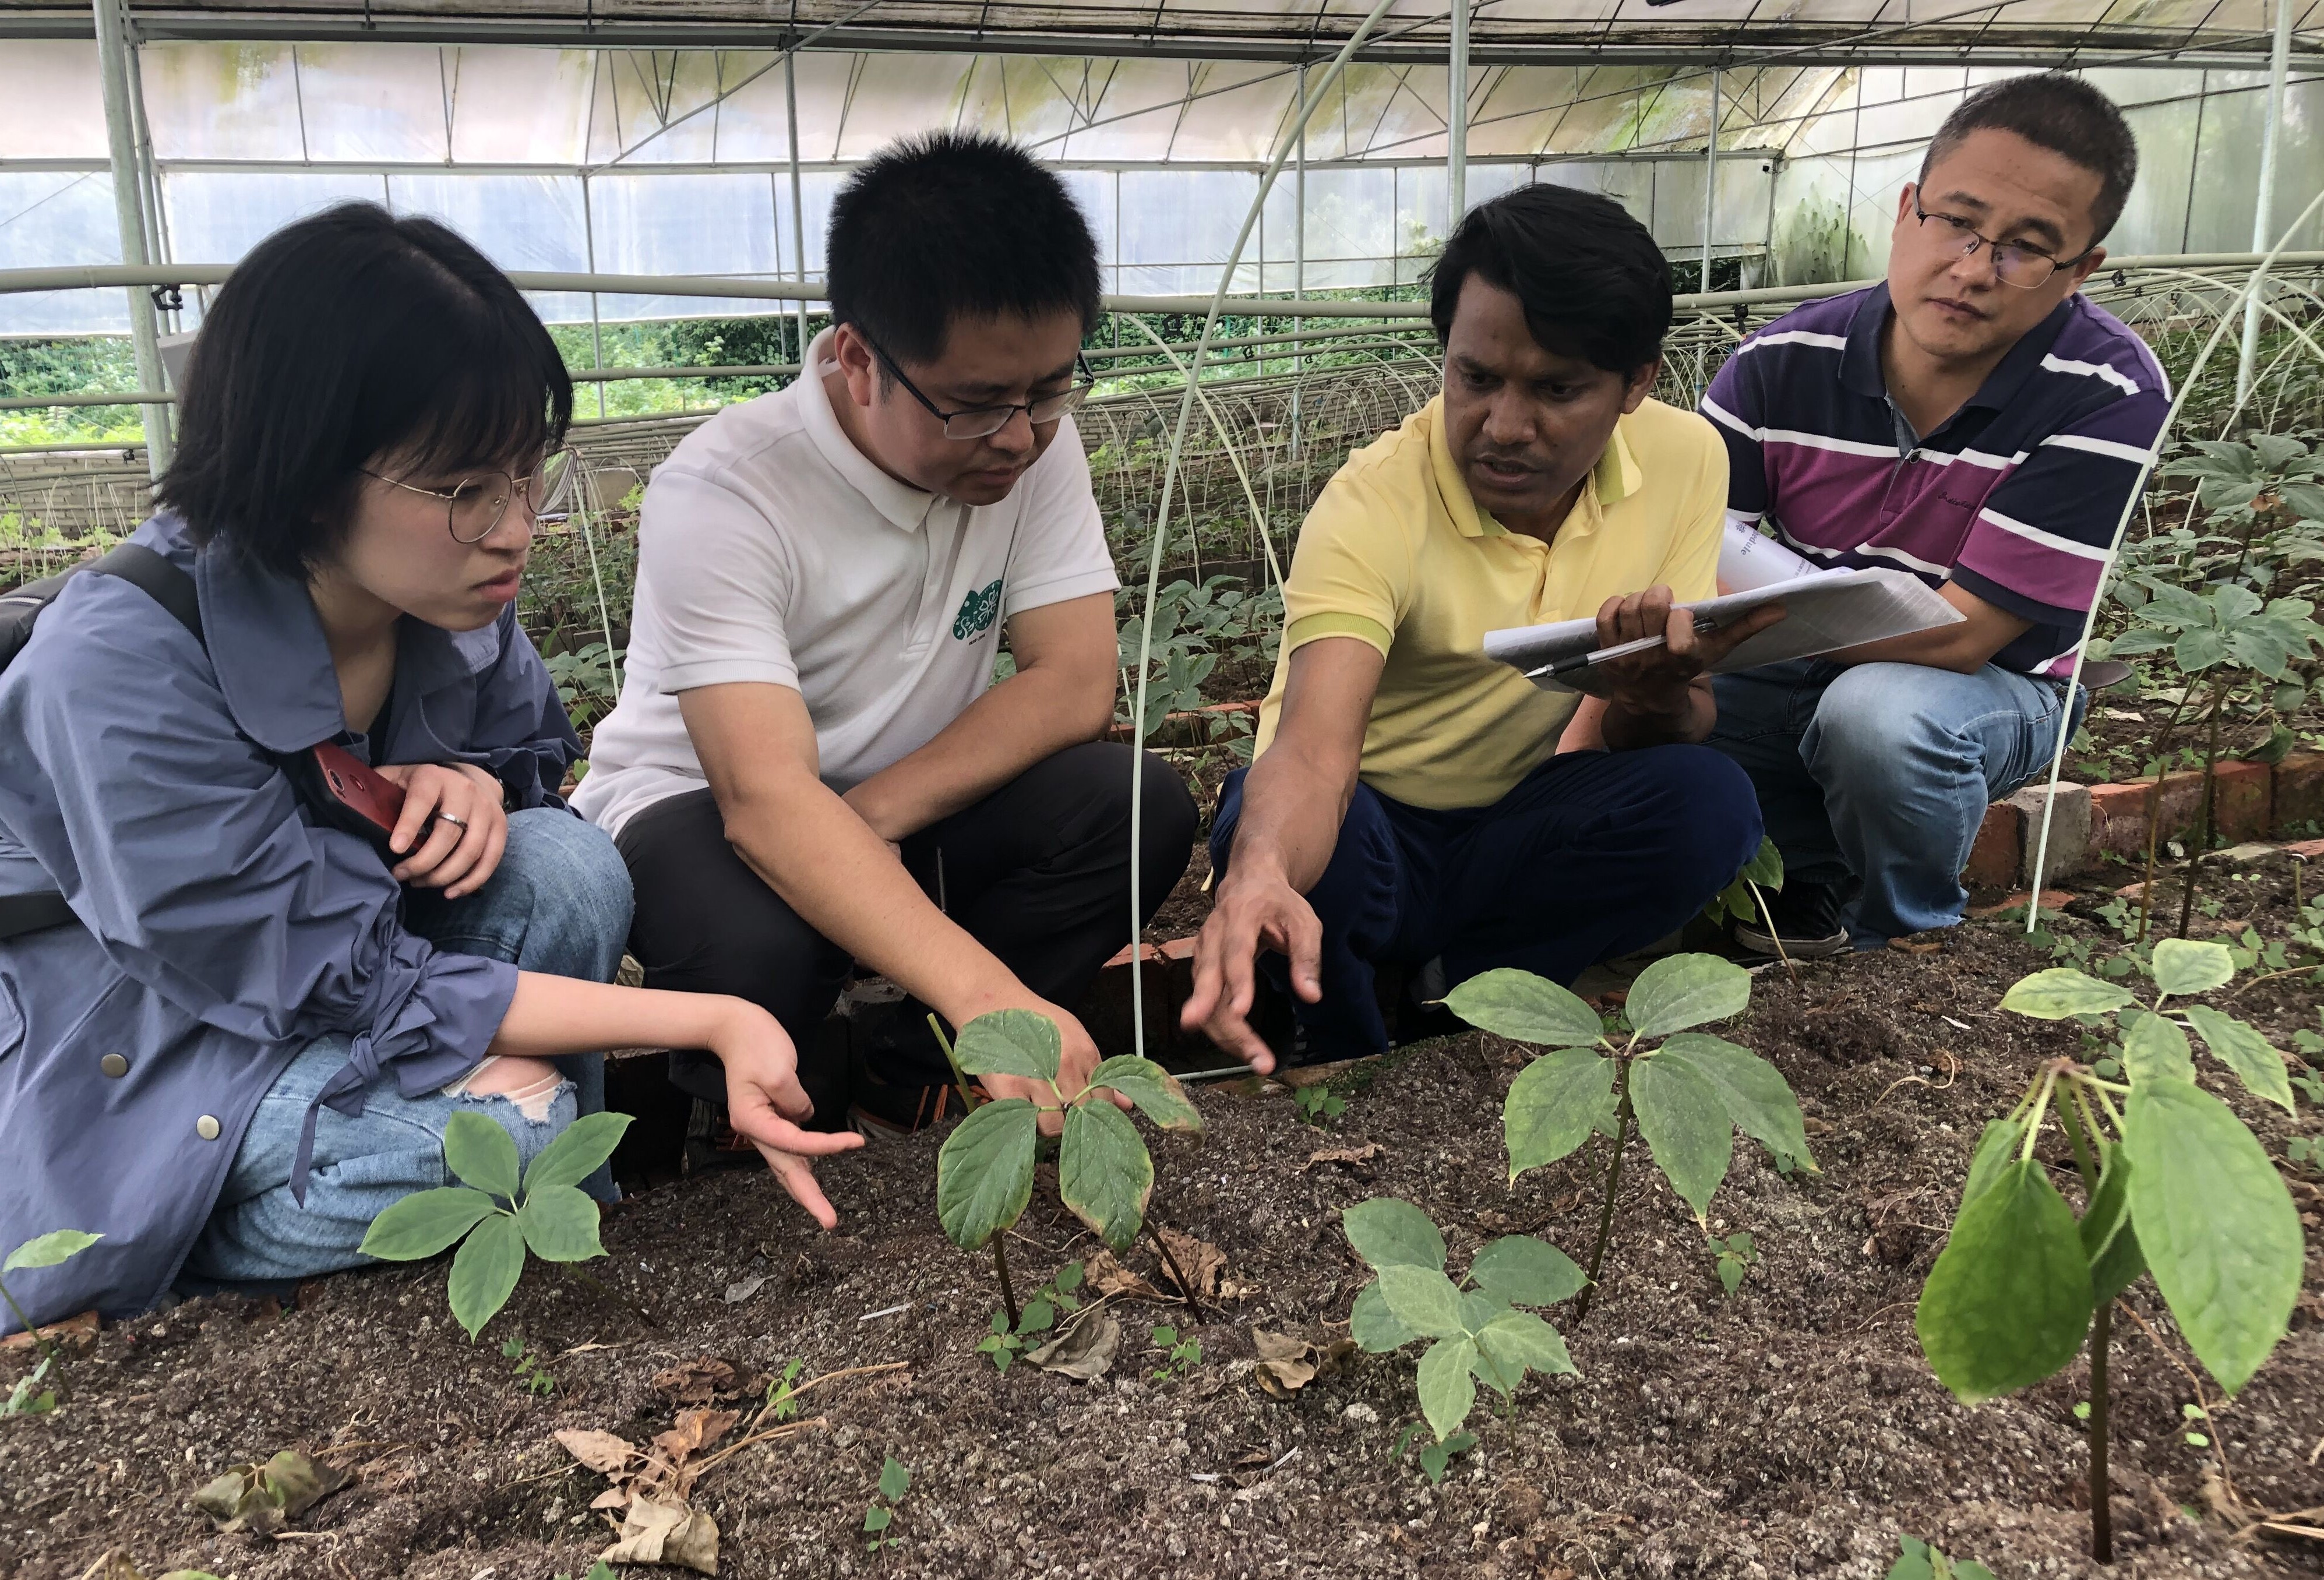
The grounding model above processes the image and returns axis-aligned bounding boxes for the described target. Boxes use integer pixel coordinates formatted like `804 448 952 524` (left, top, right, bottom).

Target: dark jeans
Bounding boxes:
615 740 1198 1122
1209 745 1763 1061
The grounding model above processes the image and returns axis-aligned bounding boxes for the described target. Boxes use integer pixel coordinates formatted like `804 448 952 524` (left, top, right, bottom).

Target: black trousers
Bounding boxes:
614 740 1198 1122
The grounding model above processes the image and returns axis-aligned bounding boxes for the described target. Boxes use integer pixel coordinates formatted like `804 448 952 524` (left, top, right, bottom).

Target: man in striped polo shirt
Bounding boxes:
1702 75 2167 954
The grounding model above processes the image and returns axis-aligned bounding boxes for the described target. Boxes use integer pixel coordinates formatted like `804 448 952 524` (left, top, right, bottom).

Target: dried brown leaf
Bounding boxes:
652 1408 739 1467
188 1449 348 1536
1084 1249 1165 1302
1022 1307 1121 1380
652 1356 753 1405
1300 1142 1379 1170
554 1429 638 1476
590 1486 632 1511
1250 1327 1355 1398
601 1494 721 1574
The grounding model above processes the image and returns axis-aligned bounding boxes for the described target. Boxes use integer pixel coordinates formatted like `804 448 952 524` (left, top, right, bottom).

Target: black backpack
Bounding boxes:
0 543 202 940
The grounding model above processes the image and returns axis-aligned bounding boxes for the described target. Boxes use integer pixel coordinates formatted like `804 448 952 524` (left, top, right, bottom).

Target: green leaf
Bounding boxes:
1415 1336 1479 1441
1374 1264 1466 1339
1342 1197 1447 1271
1624 953 1752 1038
443 1109 522 1203
1350 1281 1419 1353
1653 1034 1815 1170
1963 1117 2026 1206
2 1229 102 1274
2175 626 2228 671
2125 1078 2304 1395
1914 1159 2094 1404
2120 1010 2195 1084
1473 1309 1577 1380
447 1211 527 1340
358 1187 496 1262
953 1008 1062 1084
1998 968 2135 1020
522 1111 633 1194
934 1098 1040 1251
2225 626 2296 679
2182 1007 2298 1114
1886 1536 1935 1580
1057 1098 1153 1253
879 1455 911 1502
2150 937 2235 998
1629 1054 1733 1225
2108 627 2176 656
1085 1056 1201 1131
1444 968 1603 1048
1466 1236 1586 1308
1740 834 1784 890
863 1505 891 1535
2082 1145 2147 1306
514 1185 604 1264
1504 1049 1616 1179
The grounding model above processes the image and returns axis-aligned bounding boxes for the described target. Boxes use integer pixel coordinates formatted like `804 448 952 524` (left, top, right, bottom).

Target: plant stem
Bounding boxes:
1146 1222 1207 1324
926 1013 982 1115
0 1274 59 1375
1746 879 1797 986
991 1237 1021 1331
2135 692 2193 944
2090 1300 2115 1564
2177 677 2231 940
1574 1063 1634 1324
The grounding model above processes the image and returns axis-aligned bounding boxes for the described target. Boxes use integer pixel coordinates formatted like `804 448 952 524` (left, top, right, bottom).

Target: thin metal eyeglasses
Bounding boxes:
362 447 582 544
862 336 1096 441
1913 198 2096 290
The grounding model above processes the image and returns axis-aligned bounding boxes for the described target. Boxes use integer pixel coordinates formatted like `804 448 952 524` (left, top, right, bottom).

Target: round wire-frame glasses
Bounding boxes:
364 447 583 544
863 335 1096 440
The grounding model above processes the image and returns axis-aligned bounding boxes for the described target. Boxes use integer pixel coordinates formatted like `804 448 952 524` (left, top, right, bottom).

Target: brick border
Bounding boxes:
1964 753 2323 888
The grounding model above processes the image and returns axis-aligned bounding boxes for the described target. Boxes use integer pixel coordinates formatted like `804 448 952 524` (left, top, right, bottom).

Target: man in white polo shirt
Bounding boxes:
575 133 1197 1192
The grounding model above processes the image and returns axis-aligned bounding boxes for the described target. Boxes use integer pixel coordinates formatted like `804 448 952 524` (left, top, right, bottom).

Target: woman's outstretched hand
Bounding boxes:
709 999 863 1229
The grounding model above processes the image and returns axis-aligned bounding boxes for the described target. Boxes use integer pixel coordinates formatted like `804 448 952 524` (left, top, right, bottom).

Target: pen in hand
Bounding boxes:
1526 613 1722 681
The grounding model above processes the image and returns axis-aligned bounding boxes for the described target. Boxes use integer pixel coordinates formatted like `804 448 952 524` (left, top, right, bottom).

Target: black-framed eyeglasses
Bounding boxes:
362 447 581 545
862 336 1096 440
1912 198 2096 290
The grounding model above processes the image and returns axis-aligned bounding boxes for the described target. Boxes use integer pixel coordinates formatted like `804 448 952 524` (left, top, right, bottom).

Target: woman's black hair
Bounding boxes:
156 202 573 580
1427 184 1673 375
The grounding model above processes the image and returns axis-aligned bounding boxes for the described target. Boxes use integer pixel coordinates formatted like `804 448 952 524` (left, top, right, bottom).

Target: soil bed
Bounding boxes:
7 898 2324 1579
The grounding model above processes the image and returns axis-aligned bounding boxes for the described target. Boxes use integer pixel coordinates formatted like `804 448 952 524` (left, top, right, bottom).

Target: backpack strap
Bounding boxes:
90 541 204 648
0 543 204 942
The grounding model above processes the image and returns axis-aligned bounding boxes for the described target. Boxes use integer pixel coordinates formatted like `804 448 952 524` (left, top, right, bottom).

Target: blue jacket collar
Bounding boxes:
156 514 498 755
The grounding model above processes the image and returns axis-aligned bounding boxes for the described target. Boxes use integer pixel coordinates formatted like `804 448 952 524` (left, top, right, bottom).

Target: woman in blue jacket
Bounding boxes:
0 204 859 1330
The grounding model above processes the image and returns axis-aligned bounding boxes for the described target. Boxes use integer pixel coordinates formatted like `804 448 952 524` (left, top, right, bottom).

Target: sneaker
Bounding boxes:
1732 879 1853 960
845 989 965 1142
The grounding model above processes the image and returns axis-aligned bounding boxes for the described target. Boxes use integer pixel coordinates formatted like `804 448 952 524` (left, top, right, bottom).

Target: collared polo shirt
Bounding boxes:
1251 393 1727 810
573 330 1119 837
1700 284 2169 678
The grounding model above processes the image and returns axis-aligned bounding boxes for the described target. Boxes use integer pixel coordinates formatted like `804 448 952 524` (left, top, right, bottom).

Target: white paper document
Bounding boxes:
1482 567 1965 692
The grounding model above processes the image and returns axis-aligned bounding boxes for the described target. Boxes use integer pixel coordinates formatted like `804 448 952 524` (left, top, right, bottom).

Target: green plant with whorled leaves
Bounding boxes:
360 1109 632 1339
932 1010 1202 1331
1342 1197 1582 1451
1446 953 1814 1319
1913 937 2306 1563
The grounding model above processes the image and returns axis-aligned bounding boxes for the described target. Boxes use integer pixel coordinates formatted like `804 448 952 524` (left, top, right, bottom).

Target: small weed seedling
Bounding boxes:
2288 1135 2323 1173
0 1230 101 1416
932 1010 1203 1328
765 1356 807 1420
1294 1083 1347 1127
1886 1535 1994 1580
360 1110 632 1339
1447 954 1814 1318
499 1331 555 1396
551 1564 619 1580
1342 1197 1582 1448
1390 1421 1477 1484
1708 1232 1758 1297
1914 938 2306 1563
862 1453 911 1553
1149 1323 1203 1381
974 1261 1085 1373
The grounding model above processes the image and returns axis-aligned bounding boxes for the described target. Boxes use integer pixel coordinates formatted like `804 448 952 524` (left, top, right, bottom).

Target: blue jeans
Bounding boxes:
179 807 633 1290
1708 659 2087 944
1211 745 1763 1061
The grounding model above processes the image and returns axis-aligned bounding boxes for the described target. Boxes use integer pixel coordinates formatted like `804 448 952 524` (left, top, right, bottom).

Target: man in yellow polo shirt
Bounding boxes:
1183 183 1780 1067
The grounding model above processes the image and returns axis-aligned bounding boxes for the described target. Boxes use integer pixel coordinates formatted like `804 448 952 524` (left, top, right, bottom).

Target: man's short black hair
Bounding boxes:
1921 74 2138 248
1427 184 1671 375
826 131 1102 368
157 202 570 581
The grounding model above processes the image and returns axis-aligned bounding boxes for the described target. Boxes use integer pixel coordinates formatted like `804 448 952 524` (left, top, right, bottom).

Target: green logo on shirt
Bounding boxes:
952 579 1003 640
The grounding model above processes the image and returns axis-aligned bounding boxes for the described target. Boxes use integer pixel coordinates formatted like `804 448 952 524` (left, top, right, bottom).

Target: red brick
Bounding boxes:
2210 760 2273 841
2274 754 2324 834
1966 889 2073 918
2089 780 2157 857
1963 802 2021 889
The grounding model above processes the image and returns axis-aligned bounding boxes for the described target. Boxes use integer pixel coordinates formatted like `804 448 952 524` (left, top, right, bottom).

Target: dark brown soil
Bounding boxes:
8 887 2323 1579
2066 692 2323 788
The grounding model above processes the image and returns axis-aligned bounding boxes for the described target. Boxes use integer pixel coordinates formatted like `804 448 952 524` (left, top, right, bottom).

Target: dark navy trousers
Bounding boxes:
1209 744 1763 1060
